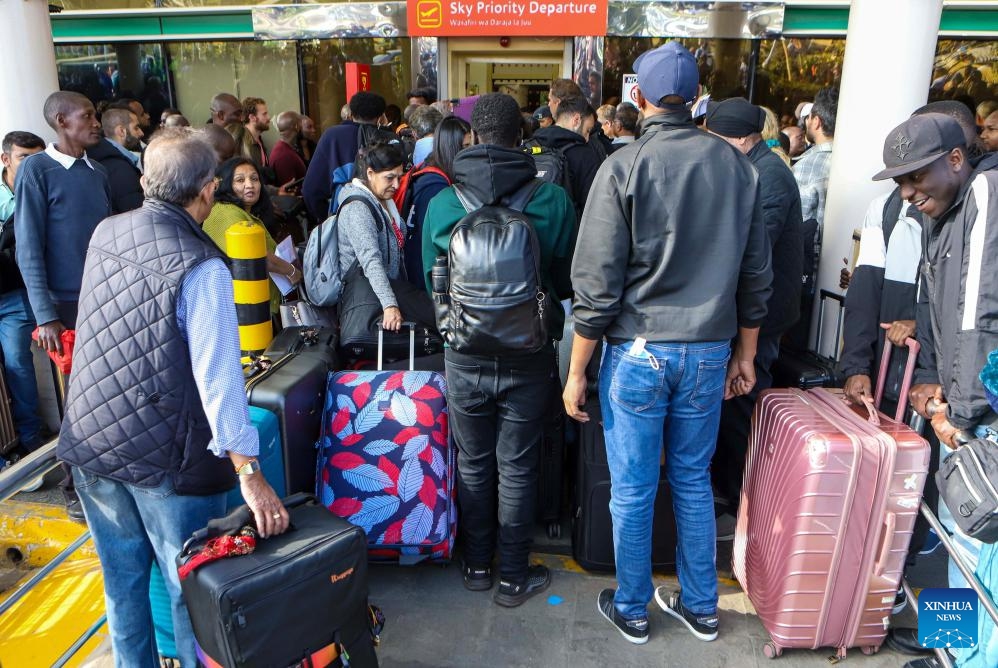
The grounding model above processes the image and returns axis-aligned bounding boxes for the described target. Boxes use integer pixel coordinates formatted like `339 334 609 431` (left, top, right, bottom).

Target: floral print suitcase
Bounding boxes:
317 326 455 564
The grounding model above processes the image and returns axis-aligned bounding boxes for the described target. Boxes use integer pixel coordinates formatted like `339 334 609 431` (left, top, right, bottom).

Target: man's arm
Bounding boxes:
840 198 888 405
735 181 773 333
944 174 998 430
13 162 59 326
562 333 599 422
302 132 332 219
571 161 631 341
178 258 288 538
572 146 602 218
543 184 576 300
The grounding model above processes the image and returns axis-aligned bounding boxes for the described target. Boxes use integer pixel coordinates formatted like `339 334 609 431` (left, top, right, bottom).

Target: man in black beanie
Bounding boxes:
706 97 803 518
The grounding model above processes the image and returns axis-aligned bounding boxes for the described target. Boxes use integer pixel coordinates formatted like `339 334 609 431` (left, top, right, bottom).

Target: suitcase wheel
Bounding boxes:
762 642 782 659
860 646 879 656
546 521 561 539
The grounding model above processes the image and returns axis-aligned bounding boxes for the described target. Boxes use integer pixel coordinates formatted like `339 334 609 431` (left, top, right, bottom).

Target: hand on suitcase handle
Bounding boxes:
880 321 916 348
875 324 921 422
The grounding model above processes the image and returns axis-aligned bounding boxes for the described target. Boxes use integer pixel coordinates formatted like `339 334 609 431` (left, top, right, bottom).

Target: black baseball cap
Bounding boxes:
873 112 966 181
532 106 552 121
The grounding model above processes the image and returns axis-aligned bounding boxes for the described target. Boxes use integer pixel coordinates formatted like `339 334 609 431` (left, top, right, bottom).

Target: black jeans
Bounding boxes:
445 346 557 582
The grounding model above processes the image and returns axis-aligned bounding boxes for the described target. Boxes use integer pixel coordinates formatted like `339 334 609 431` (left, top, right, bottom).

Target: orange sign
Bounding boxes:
408 0 607 36
345 62 371 100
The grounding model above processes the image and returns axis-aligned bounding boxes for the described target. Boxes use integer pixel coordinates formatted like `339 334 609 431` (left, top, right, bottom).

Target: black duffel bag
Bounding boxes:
338 263 442 362
936 438 998 543
177 493 381 668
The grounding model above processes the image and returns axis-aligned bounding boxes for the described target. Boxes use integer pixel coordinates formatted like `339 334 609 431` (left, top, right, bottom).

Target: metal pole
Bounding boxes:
747 40 761 103
52 614 108 668
0 531 92 616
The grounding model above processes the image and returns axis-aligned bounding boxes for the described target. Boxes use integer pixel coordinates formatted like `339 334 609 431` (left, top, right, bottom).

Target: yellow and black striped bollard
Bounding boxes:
226 221 273 355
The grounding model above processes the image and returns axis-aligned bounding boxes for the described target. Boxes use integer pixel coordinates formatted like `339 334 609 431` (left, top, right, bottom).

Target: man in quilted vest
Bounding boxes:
57 128 288 668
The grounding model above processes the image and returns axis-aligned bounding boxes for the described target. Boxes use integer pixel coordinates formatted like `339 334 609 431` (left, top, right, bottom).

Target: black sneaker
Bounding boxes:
462 561 493 591
893 584 908 615
654 587 718 641
493 564 550 607
596 588 649 645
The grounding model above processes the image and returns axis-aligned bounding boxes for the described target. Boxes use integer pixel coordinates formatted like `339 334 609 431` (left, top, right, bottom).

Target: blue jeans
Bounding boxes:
73 468 226 668
600 339 730 620
0 290 40 450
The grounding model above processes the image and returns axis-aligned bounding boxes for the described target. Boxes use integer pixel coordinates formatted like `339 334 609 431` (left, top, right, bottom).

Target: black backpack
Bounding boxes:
522 139 572 195
434 179 552 355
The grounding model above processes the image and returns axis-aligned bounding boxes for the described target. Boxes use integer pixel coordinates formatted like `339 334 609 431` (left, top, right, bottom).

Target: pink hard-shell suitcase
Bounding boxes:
733 335 930 660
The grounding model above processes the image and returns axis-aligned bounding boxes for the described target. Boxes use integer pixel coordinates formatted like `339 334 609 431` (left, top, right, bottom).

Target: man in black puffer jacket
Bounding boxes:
705 97 803 515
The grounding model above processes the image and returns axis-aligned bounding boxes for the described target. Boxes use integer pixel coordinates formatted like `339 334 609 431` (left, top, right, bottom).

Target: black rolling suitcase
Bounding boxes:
537 382 566 539
772 290 845 389
571 399 676 572
246 344 329 496
264 325 339 370
178 494 379 668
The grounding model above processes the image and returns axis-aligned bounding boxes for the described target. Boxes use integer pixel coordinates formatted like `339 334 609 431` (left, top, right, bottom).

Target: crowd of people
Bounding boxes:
1 38 997 668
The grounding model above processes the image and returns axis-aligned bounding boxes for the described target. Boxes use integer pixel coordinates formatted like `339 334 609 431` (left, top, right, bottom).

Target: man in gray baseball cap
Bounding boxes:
881 111 998 668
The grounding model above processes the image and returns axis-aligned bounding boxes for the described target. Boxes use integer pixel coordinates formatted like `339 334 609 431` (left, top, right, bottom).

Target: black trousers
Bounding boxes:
711 331 782 511
54 301 77 495
445 346 557 582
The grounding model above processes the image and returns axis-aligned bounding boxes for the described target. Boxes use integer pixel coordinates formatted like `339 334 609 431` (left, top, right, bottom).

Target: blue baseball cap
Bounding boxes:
633 41 699 106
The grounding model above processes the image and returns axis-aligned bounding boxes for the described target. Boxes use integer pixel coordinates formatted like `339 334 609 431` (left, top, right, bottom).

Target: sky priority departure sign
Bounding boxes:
408 0 608 36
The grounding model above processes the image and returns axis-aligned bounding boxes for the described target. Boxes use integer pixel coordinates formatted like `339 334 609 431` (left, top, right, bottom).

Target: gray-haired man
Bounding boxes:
57 128 288 668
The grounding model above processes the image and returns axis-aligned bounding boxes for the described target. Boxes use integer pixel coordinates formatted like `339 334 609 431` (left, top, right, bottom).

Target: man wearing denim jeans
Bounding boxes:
872 113 998 668
57 129 288 668
0 132 45 466
563 41 772 645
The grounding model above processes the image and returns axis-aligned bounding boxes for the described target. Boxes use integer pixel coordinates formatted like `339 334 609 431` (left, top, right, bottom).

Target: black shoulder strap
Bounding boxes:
503 178 544 213
881 187 904 250
452 185 482 215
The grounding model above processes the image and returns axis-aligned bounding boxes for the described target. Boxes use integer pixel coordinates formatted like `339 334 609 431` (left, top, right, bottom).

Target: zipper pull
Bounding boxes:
235 607 247 628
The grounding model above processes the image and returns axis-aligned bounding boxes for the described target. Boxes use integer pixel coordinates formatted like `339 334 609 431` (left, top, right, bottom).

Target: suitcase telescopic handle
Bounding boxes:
874 324 920 422
815 290 846 361
377 321 417 371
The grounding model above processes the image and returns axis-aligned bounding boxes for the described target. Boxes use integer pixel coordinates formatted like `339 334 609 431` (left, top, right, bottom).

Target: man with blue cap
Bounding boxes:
562 41 772 644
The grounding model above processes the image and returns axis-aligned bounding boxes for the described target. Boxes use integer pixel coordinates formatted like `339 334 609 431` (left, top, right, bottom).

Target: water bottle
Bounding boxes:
431 256 449 304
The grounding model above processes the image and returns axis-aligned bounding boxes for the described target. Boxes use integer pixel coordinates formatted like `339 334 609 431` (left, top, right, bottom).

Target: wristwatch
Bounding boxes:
235 459 261 476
